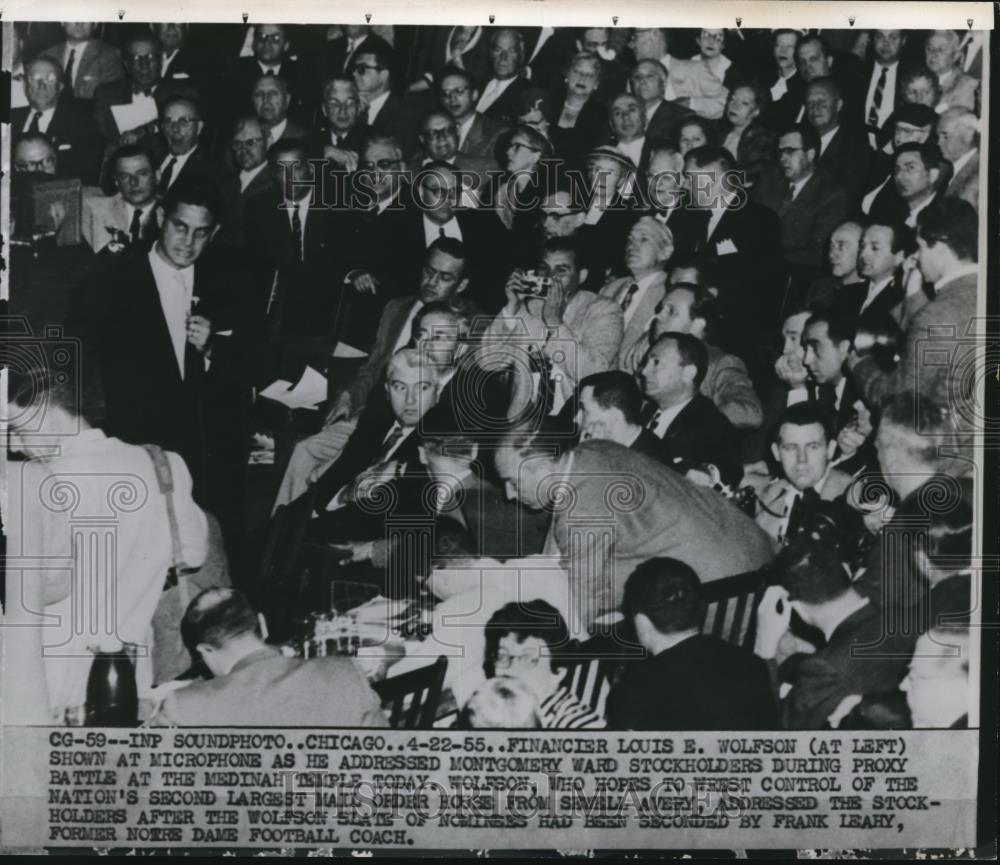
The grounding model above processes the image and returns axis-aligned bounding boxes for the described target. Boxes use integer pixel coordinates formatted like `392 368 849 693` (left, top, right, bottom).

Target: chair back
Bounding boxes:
700 569 767 649
373 656 448 729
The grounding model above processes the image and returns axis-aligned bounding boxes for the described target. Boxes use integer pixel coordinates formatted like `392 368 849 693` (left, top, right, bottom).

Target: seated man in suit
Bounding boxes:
833 219 909 331
495 431 774 631
225 23 315 124
599 216 671 370
861 104 938 215
755 123 849 289
644 282 764 432
608 557 777 731
751 402 858 546
410 112 494 200
638 331 743 489
803 220 864 309
12 133 58 176
352 41 418 157
937 107 979 211
40 21 125 101
14 56 103 184
230 116 273 202
475 29 530 127
805 76 870 202
576 370 663 462
437 67 506 161
154 23 200 87
609 93 647 173
151 588 385 726
251 74 309 147
304 76 368 171
754 541 915 729
873 140 949 229
82 143 158 252
629 59 690 143
925 29 978 112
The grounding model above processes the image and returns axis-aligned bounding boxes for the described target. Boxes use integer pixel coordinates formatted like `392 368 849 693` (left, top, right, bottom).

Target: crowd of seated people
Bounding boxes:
8 22 983 730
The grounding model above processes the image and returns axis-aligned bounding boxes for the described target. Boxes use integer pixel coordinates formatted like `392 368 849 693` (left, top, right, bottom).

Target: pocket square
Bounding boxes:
173 72 190 79
716 238 738 256
57 143 72 151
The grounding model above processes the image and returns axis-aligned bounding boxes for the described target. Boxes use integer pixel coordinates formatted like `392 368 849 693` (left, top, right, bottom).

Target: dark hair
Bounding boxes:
653 331 709 387
862 218 915 256
677 118 717 150
181 588 261 654
622 557 706 634
351 41 395 80
917 198 978 262
804 308 856 347
892 102 939 131
684 283 722 345
110 143 155 171
427 236 469 270
413 299 463 332
805 74 842 100
894 140 946 174
780 122 821 159
160 176 224 224
8 363 82 419
796 33 833 60
578 370 643 426
267 136 307 163
483 599 572 678
541 236 581 268
879 390 958 460
435 65 475 94
772 541 850 604
924 498 972 572
499 418 571 462
776 401 835 444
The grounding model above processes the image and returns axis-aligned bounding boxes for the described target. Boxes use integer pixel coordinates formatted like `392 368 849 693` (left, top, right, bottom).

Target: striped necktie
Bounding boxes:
867 65 888 128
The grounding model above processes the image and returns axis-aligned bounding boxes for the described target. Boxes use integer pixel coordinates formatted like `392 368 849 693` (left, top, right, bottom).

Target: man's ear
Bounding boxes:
929 167 941 188
633 612 654 643
456 276 470 295
195 119 205 137
208 223 221 243
417 445 428 465
771 442 781 463
827 440 837 459
578 267 589 286
690 317 707 340
155 204 165 229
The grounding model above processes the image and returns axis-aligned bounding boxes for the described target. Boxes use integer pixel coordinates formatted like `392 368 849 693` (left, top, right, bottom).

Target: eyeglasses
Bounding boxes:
326 99 358 110
509 141 541 153
776 146 804 155
128 53 158 64
232 137 264 149
360 159 401 171
424 127 455 139
16 156 57 172
441 86 469 98
256 32 285 44
162 117 198 130
27 74 60 85
352 63 384 74
492 650 541 670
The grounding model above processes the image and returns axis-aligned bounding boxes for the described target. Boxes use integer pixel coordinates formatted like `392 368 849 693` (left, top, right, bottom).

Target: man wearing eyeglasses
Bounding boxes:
156 97 237 207
436 68 504 161
475 29 531 127
304 77 369 173
227 24 315 126
351 42 419 157
12 57 102 185
230 117 273 202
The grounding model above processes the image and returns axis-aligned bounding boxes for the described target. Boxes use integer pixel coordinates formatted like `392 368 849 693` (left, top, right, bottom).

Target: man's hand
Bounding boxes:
541 273 565 328
754 585 792 660
329 541 374 565
352 461 402 499
324 145 359 173
503 270 530 313
837 424 866 459
775 352 808 387
324 391 352 426
350 271 380 295
186 314 212 353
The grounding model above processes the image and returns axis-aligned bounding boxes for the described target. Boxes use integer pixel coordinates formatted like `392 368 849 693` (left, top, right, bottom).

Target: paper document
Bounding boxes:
259 366 328 410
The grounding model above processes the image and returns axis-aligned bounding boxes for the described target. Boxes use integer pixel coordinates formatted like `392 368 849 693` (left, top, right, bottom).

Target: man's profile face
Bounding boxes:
231 120 268 171
915 233 947 284
795 40 832 81
872 30 904 65
656 287 697 334
25 59 62 111
777 130 812 181
577 386 611 440
640 338 691 403
254 24 288 64
252 77 290 125
647 150 684 210
418 249 467 303
157 202 217 268
773 32 799 73
386 361 437 427
421 114 459 161
439 74 476 120
858 224 901 282
490 31 523 79
805 83 840 132
893 151 936 202
322 80 360 133
828 224 861 278
161 101 202 154
115 154 156 206
894 121 932 149
901 632 969 728
802 321 846 384
936 116 973 161
611 95 644 142
125 39 161 91
773 422 832 491
14 140 57 174
495 448 550 511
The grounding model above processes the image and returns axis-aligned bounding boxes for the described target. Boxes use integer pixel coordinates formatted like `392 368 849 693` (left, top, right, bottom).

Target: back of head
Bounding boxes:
654 331 709 387
181 588 261 655
917 198 978 263
772 541 850 604
579 370 643 426
623 557 706 635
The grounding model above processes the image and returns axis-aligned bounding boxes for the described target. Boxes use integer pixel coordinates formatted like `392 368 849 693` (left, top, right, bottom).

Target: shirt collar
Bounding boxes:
240 161 267 185
935 262 979 291
366 90 391 122
55 427 109 456
258 61 281 75
268 117 288 141
148 245 195 289
951 147 977 176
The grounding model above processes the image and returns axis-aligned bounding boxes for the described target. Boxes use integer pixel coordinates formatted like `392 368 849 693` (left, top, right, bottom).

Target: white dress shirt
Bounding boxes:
861 175 891 215
905 193 935 228
257 60 282 76
393 300 425 354
161 49 179 78
125 201 154 236
63 41 88 88
285 196 311 257
326 422 415 511
527 27 554 65
148 247 196 377
239 161 268 192
11 64 28 109
22 105 56 133
267 117 288 144
770 70 794 102
365 90 390 126
476 77 517 114
864 61 898 130
456 114 476 149
950 147 977 180
649 397 692 438
788 173 812 201
860 275 893 315
619 271 660 327
423 214 463 247
158 145 197 191
819 126 838 156
616 136 645 168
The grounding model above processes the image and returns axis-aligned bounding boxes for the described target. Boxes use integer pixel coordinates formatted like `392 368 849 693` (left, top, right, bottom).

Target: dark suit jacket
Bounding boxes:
160 143 240 227
716 119 776 190
644 98 693 143
324 32 394 79
152 646 385 726
779 602 915 729
760 72 806 131
367 91 422 158
456 471 548 560
857 60 916 133
629 427 664 462
815 125 871 202
226 56 318 124
755 168 850 271
608 634 778 730
521 28 578 91
645 394 744 489
12 100 103 185
832 274 905 332
459 112 506 161
549 94 610 169
160 46 202 86
345 296 420 411
478 75 531 127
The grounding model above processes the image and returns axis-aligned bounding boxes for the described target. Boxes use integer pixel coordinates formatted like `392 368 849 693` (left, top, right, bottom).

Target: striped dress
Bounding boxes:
538 686 606 730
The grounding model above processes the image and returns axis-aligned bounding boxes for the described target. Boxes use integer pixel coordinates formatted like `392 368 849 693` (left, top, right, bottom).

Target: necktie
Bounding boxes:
868 65 888 128
291 206 303 261
646 409 662 433
63 48 77 88
439 226 447 239
159 157 177 194
330 133 340 147
381 424 405 459
620 282 639 312
129 208 143 244
26 110 41 134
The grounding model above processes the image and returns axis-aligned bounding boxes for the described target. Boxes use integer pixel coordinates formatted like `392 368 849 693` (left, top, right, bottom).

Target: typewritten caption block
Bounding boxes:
1 728 978 850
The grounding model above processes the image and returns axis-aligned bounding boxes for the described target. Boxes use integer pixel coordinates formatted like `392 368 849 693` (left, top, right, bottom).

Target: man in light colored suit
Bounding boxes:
41 22 125 100
251 74 309 146
599 216 671 370
925 30 979 112
82 144 158 252
495 434 775 633
937 107 979 212
151 588 385 726
438 68 505 161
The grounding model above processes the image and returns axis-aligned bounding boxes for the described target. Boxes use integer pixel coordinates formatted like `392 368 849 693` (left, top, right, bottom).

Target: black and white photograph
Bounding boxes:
0 3 995 856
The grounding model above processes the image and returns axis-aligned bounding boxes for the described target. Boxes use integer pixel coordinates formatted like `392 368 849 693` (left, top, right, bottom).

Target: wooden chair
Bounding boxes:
700 569 767 650
373 656 448 729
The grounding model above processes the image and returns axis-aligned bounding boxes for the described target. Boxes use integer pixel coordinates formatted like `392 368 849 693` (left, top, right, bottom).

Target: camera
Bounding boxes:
517 270 553 299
